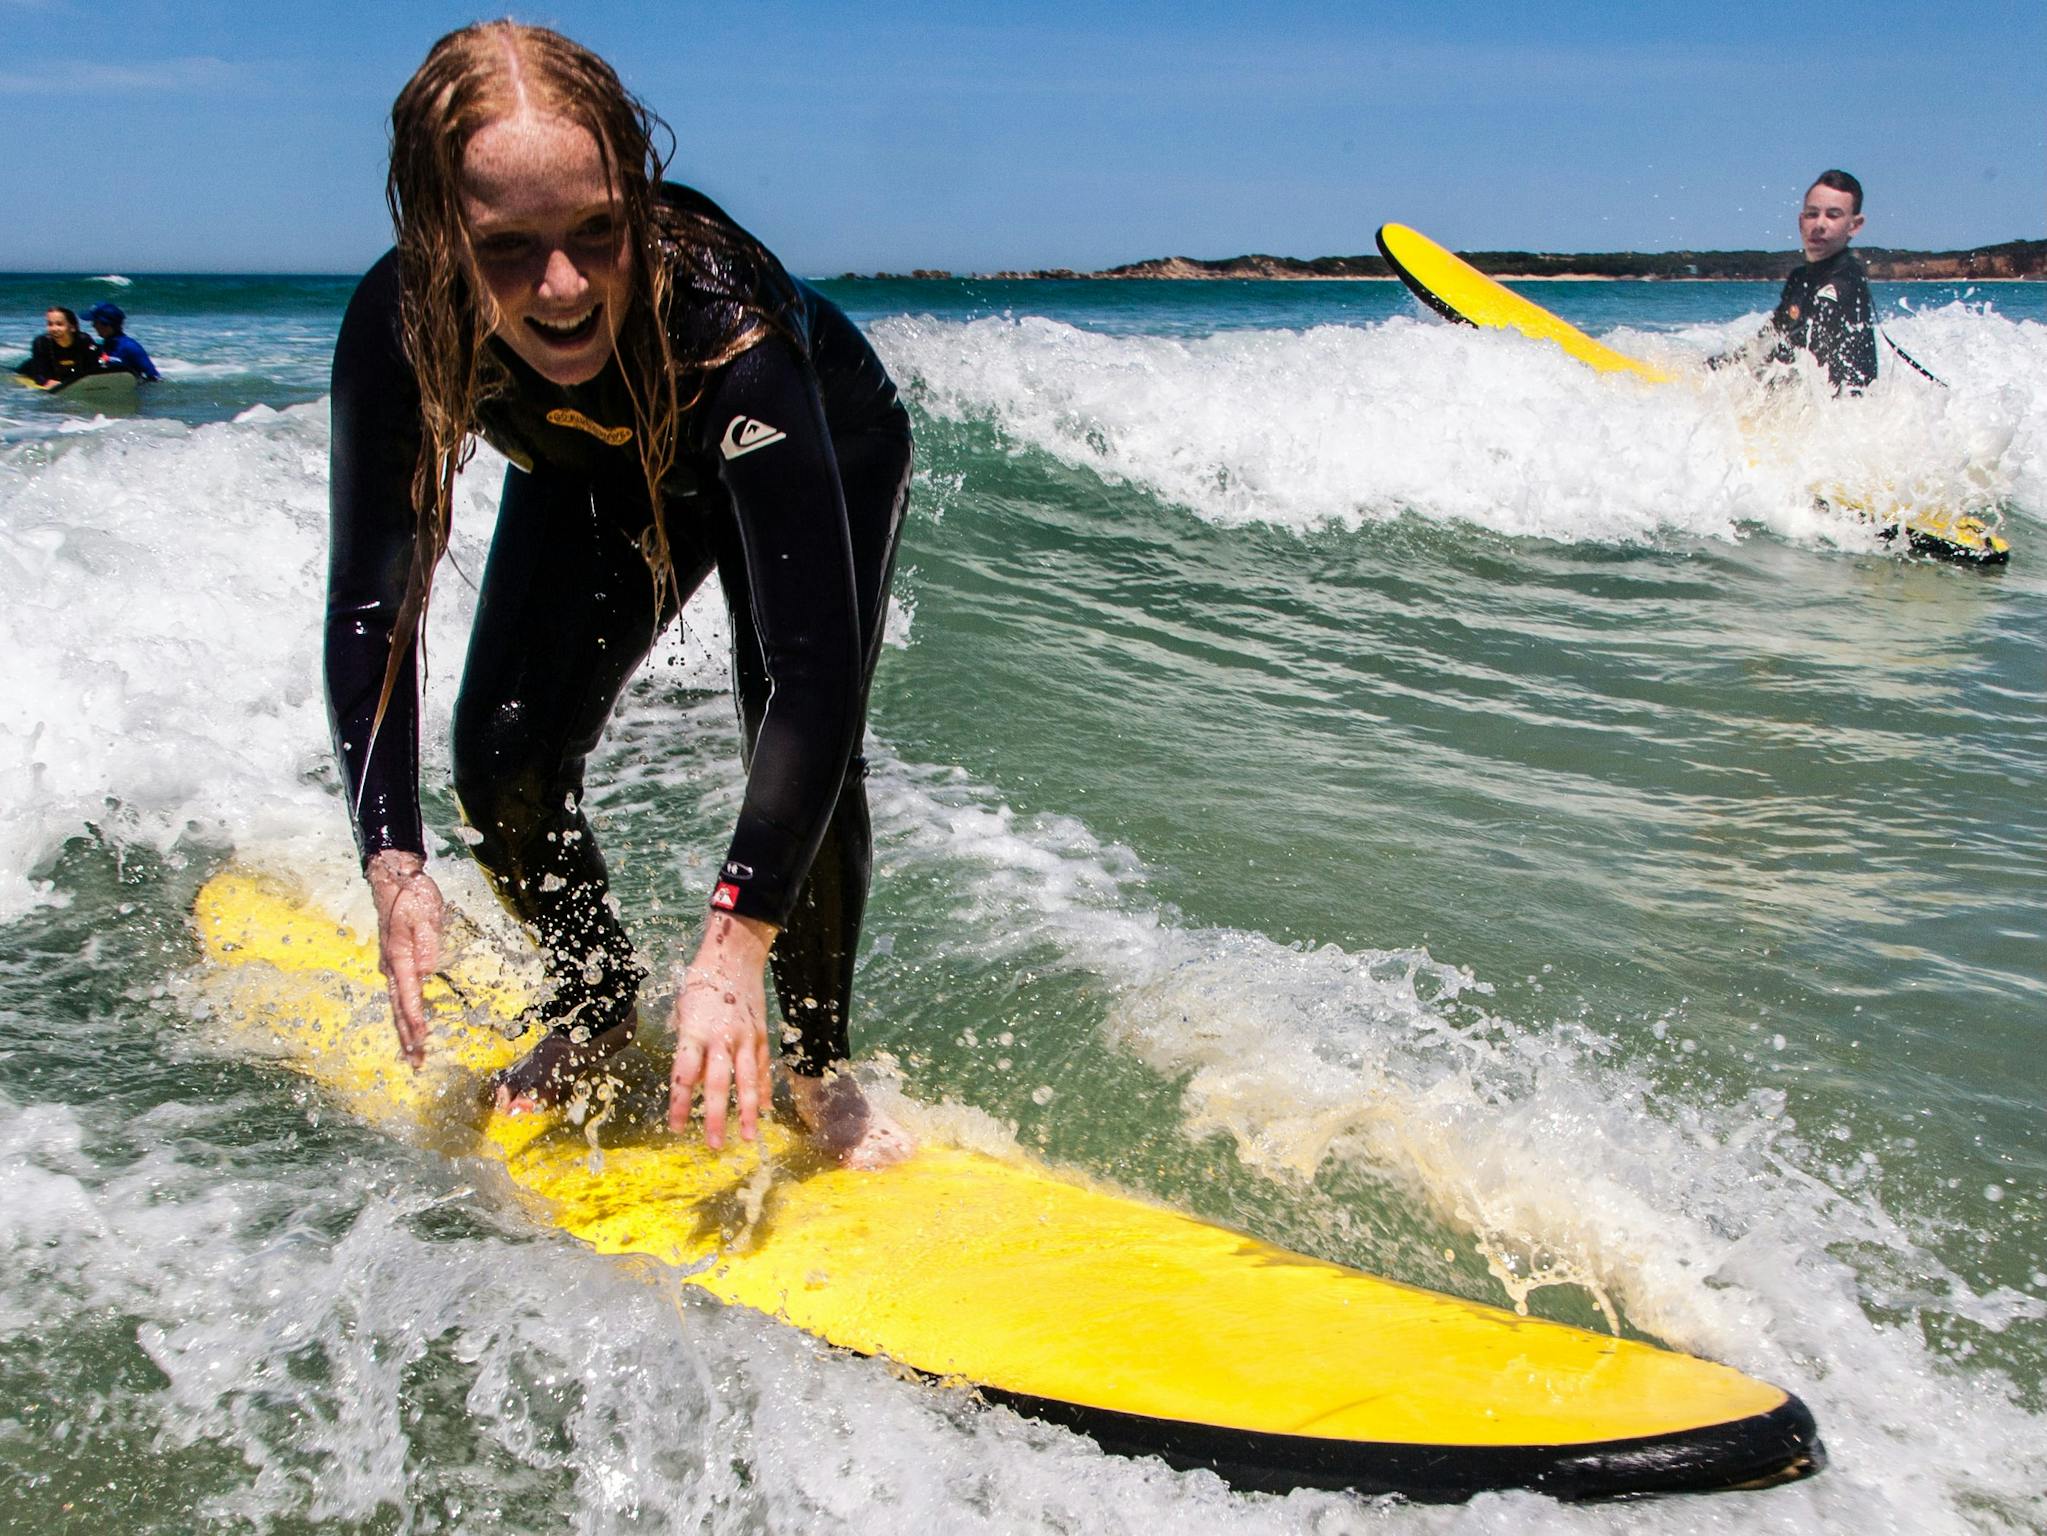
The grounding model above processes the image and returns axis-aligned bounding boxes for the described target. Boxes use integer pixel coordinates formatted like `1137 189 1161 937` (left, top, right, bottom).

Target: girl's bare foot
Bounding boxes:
790 1071 915 1170
490 1014 637 1115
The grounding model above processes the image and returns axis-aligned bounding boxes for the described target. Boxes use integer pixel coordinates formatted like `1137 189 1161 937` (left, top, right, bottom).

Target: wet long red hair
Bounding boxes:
374 20 780 730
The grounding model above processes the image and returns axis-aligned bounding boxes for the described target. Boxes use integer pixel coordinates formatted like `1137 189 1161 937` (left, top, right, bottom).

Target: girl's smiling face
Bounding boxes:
461 111 632 386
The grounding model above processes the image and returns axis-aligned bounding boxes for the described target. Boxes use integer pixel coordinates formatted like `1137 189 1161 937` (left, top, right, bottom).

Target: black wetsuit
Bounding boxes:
326 184 912 1074
15 332 101 387
1768 249 1877 393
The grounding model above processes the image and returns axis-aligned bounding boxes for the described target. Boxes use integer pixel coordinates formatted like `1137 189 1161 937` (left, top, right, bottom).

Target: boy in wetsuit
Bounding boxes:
1771 170 1877 392
86 301 160 381
1716 170 1878 393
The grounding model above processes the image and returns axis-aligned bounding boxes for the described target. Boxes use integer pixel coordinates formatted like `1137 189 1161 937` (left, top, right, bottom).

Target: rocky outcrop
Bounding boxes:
1096 254 1391 280
1856 242 2046 280
838 239 2047 282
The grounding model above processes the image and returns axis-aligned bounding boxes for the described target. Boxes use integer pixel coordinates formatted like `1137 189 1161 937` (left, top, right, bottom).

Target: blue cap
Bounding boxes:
85 301 125 326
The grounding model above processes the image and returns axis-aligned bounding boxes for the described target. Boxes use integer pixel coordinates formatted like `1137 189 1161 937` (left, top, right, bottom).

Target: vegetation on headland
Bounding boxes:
846 239 2047 282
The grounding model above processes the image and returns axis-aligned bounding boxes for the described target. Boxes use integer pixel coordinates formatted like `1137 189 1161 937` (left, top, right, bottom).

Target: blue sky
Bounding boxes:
1 0 2039 274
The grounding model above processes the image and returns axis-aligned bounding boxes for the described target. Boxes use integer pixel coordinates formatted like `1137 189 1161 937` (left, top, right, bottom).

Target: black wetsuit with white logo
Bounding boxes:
1769 249 1877 393
326 184 912 1073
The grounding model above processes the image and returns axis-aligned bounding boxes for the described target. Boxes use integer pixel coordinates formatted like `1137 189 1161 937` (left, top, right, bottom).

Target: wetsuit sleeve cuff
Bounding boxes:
356 817 428 870
707 826 804 927
708 878 787 926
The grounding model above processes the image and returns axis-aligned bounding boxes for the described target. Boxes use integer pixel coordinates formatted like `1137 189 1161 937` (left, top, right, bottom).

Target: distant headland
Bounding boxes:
846 239 2047 283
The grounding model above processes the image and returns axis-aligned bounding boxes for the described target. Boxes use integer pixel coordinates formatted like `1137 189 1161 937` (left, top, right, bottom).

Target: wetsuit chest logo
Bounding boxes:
545 407 634 447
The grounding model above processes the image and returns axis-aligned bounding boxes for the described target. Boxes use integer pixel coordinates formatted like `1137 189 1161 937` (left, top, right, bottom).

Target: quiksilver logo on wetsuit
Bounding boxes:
545 407 633 446
720 415 786 460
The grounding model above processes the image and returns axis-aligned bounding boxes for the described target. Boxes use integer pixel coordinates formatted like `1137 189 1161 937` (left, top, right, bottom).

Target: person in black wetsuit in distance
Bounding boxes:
14 307 103 389
1715 170 1878 393
328 21 914 1167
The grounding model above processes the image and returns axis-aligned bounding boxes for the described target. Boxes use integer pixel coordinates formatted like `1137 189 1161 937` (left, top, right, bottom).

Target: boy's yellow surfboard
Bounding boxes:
1376 223 1672 382
193 866 1823 1501
1375 222 2011 565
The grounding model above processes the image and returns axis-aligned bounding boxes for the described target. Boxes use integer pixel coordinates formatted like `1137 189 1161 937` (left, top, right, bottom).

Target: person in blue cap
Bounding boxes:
86 302 160 381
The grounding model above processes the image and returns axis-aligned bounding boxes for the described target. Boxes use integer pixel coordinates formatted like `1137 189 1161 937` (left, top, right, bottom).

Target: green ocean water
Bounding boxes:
1 271 2044 1532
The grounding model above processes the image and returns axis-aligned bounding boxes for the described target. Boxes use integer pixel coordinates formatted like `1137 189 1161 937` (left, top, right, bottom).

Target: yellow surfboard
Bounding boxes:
1375 222 2011 566
1376 223 1672 382
8 369 140 405
193 866 1823 1501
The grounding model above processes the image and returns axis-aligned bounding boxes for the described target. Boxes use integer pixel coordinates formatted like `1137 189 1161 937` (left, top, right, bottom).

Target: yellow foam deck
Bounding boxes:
1375 222 2010 566
194 867 1821 1500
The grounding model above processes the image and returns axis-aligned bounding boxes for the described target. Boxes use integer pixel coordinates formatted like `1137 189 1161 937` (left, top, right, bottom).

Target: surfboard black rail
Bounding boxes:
982 1384 1824 1502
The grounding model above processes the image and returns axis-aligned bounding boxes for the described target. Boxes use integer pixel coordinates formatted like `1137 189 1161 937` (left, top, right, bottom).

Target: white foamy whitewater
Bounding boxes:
873 297 2047 551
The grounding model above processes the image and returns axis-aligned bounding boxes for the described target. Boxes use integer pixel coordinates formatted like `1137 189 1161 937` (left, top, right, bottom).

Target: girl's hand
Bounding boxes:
367 850 444 1066
667 911 777 1147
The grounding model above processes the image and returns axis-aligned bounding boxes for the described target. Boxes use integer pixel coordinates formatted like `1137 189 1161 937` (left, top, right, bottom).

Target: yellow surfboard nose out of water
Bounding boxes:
193 866 1823 1501
1375 223 1673 382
